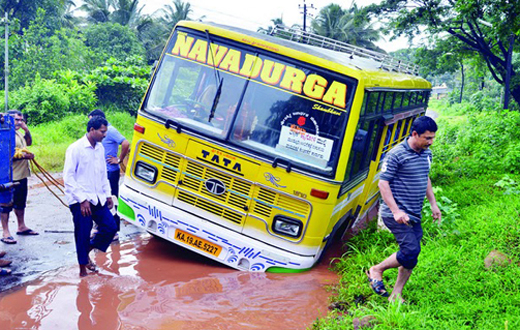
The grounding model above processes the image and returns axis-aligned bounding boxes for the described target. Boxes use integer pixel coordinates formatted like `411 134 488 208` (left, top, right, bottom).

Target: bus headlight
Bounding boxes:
134 161 157 184
272 216 303 238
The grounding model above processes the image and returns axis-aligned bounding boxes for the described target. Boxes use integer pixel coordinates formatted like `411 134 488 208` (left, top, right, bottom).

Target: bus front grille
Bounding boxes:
177 190 244 225
137 142 311 224
139 143 181 184
182 160 251 210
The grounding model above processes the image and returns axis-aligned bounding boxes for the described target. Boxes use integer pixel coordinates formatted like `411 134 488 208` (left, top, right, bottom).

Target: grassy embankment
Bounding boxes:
29 110 136 172
312 100 520 329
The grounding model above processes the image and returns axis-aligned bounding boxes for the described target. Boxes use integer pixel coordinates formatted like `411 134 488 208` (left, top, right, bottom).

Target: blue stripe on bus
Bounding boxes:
253 198 305 218
139 154 179 171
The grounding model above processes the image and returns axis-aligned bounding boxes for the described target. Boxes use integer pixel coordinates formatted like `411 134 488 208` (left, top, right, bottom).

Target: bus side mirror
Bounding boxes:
352 129 368 152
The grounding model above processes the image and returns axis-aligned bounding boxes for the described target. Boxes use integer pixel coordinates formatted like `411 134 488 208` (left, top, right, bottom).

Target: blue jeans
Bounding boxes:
70 201 117 265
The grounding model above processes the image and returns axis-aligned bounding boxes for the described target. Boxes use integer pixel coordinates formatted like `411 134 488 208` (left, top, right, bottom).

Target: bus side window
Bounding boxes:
402 92 411 108
344 117 381 182
365 92 379 115
411 92 419 106
393 92 403 112
383 92 394 112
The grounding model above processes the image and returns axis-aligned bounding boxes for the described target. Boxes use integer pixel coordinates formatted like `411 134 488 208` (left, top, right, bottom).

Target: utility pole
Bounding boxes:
298 0 315 32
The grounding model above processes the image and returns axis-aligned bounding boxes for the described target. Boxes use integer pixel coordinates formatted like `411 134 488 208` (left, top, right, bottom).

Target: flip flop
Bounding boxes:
16 229 39 236
0 251 6 258
1 237 17 244
0 259 12 267
366 271 390 297
0 268 11 276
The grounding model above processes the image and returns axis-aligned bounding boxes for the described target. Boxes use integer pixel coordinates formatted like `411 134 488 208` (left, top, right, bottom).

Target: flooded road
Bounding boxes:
0 232 339 330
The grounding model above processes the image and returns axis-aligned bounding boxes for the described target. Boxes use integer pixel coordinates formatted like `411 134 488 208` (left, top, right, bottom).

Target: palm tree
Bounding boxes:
311 3 381 51
158 0 193 30
57 0 82 28
111 0 145 28
78 0 113 23
258 17 285 34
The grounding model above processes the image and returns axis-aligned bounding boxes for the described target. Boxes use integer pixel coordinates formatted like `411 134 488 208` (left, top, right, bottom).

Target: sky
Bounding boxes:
139 0 413 53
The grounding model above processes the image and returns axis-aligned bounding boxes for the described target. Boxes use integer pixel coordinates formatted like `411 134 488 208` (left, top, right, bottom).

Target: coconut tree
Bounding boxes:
311 3 381 51
78 0 113 23
258 17 285 34
159 0 193 29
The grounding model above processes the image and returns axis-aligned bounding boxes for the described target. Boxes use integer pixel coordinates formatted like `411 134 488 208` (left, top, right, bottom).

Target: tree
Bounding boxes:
366 0 520 108
111 0 146 28
78 0 112 23
311 3 382 51
1 0 72 32
158 0 193 30
258 17 286 34
83 22 145 65
9 9 96 89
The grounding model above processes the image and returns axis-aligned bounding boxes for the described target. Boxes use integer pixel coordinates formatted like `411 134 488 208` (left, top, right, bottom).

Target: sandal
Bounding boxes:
366 271 390 297
1 236 17 244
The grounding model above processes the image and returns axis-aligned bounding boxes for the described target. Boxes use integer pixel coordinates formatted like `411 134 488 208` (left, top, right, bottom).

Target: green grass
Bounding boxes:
312 176 520 330
312 101 520 329
29 110 136 172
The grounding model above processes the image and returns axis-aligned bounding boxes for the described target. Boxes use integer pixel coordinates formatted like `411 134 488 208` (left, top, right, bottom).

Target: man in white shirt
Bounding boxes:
64 116 117 277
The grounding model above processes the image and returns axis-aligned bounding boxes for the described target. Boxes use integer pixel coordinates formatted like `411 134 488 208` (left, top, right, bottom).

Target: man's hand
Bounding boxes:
80 200 91 217
431 204 442 224
107 197 114 209
393 209 410 225
24 152 35 160
19 120 28 132
106 155 119 165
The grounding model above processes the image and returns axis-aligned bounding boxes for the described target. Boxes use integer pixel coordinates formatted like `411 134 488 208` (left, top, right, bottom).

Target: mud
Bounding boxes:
0 233 340 330
0 174 341 329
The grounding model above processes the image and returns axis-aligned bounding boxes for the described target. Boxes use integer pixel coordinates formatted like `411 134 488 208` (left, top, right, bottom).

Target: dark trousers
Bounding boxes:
107 170 121 231
70 202 117 265
383 216 423 270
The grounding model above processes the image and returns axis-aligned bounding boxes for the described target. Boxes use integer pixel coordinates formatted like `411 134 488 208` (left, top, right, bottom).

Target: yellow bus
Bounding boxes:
118 22 431 272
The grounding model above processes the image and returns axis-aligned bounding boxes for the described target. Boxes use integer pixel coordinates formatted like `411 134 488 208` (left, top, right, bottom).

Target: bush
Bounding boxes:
55 56 151 115
81 56 151 114
2 74 97 125
430 102 520 183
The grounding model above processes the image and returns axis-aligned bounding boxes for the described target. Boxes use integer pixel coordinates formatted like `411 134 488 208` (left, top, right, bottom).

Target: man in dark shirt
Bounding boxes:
367 116 442 303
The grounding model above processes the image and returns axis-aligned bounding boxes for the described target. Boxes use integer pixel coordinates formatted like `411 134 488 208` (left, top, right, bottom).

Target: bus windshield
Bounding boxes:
144 29 356 175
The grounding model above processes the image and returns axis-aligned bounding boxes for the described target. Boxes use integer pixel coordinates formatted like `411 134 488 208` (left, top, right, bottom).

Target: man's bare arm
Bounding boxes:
379 180 410 225
426 177 442 224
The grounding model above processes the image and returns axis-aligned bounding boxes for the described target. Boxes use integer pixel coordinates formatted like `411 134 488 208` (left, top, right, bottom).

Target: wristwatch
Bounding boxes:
117 158 121 164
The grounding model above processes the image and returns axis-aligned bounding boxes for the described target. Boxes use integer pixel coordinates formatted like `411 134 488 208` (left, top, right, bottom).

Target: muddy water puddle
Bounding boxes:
0 234 339 330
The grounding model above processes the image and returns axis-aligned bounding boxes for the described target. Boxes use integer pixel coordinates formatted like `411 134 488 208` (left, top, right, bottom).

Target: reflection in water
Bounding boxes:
0 234 338 330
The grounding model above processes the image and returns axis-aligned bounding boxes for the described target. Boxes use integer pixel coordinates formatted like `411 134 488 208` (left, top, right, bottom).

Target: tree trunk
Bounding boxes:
459 62 464 104
510 84 520 107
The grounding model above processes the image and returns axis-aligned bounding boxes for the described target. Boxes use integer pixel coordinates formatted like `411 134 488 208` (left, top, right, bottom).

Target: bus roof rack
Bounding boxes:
271 25 420 76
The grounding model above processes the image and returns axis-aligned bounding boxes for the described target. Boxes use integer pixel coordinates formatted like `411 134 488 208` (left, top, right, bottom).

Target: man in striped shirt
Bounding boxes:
367 116 442 303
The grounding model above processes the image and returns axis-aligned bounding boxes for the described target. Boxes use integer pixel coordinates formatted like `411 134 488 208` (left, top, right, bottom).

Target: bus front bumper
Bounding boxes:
118 186 315 272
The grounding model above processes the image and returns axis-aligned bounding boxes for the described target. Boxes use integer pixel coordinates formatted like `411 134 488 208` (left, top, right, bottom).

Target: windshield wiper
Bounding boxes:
205 29 224 123
165 118 182 133
208 78 223 123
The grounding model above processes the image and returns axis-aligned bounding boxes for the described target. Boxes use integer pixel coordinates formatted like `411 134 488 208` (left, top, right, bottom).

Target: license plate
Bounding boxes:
174 229 222 257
